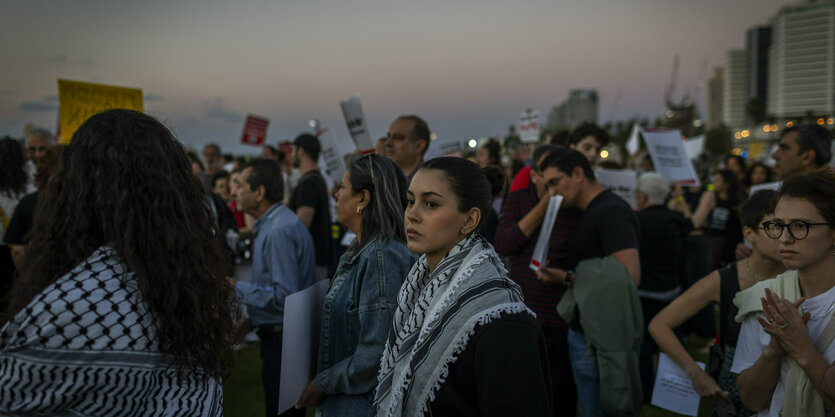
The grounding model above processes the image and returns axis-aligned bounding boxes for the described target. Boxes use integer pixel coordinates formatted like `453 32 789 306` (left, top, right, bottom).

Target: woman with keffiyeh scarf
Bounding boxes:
373 157 553 417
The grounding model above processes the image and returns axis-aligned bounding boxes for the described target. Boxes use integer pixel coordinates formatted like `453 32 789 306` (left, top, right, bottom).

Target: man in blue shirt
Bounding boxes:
231 158 316 417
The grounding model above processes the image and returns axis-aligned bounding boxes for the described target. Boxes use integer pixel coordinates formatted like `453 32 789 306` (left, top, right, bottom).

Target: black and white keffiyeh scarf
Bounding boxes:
373 234 534 417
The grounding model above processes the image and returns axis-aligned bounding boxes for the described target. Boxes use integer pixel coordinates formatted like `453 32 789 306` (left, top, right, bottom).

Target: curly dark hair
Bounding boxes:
0 137 28 197
3 109 237 379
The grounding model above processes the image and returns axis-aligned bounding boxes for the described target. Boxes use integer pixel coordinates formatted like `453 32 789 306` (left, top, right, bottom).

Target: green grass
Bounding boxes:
224 341 715 417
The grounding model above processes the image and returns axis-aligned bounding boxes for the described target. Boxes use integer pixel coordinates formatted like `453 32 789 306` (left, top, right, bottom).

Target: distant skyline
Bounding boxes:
1 0 790 155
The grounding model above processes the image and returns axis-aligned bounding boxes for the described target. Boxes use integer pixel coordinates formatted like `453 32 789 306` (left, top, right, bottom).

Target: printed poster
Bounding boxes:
58 79 143 143
339 94 374 151
642 129 700 186
240 114 270 146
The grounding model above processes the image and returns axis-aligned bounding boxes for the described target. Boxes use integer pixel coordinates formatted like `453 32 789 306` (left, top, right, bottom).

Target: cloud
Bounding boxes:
143 93 163 102
203 97 242 123
20 101 58 112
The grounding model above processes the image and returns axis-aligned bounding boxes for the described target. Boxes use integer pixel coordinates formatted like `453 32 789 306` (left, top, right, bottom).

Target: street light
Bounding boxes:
468 139 477 148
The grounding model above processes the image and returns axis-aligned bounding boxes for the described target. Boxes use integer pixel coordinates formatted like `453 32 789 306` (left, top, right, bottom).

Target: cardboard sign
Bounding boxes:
529 195 563 271
642 129 700 186
596 169 638 210
240 114 269 146
278 280 330 414
317 127 356 183
519 109 540 143
57 79 143 143
339 94 374 151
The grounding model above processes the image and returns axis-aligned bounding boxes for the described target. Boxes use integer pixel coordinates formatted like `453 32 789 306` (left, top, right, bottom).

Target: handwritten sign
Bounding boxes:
339 94 374 151
240 114 269 146
642 129 700 186
317 127 356 183
596 169 638 210
529 195 563 271
519 109 540 143
57 79 143 143
650 353 705 417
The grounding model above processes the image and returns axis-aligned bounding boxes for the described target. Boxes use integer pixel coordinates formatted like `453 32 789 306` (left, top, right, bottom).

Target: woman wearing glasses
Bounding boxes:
295 155 416 416
732 170 835 416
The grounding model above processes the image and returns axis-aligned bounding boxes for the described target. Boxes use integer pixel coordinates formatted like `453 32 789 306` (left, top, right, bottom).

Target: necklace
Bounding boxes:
745 258 765 282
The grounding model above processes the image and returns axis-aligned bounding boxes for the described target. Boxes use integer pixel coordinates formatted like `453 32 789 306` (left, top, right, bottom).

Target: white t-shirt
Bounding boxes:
731 283 835 417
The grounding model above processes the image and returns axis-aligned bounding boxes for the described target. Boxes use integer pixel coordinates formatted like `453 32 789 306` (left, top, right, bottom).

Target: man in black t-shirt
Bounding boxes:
537 148 641 416
288 133 332 279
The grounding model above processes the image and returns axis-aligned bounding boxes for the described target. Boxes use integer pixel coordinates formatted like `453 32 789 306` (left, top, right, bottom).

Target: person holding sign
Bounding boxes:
0 109 234 416
649 190 784 416
374 157 552 417
294 154 416 416
385 115 430 183
732 171 835 416
537 148 642 417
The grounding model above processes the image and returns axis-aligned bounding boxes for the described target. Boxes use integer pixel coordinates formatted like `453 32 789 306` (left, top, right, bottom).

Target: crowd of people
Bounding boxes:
1 108 835 417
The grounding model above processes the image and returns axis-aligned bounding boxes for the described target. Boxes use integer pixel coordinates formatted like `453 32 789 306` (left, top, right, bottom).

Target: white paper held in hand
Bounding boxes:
650 352 705 417
529 195 563 272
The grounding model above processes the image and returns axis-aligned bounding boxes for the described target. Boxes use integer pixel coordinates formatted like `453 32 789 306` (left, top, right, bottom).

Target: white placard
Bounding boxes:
683 135 705 160
749 180 782 195
339 93 374 151
519 110 540 143
529 195 563 271
340 230 357 246
317 127 356 183
650 353 705 417
626 124 641 156
596 169 638 210
642 129 700 186
277 280 330 414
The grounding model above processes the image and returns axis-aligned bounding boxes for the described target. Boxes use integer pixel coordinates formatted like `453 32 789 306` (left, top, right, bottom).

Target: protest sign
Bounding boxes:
749 181 781 195
683 135 705 160
317 127 356 183
651 353 705 416
597 169 638 210
278 280 330 414
642 129 700 186
57 79 143 143
240 114 269 146
519 109 540 143
529 195 563 271
626 124 641 156
339 94 374 151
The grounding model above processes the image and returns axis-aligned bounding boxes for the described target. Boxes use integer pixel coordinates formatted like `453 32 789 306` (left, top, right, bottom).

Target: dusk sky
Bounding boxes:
2 0 789 155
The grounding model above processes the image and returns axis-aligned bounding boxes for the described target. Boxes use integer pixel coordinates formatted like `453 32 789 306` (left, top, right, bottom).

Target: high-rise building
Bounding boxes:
546 89 599 130
723 49 749 129
706 67 725 128
767 0 835 120
746 26 771 123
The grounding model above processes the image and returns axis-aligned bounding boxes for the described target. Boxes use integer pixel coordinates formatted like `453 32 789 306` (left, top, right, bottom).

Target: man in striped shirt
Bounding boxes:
494 143 580 416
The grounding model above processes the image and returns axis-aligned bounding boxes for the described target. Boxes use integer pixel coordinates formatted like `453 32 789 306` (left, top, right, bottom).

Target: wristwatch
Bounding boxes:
563 270 574 286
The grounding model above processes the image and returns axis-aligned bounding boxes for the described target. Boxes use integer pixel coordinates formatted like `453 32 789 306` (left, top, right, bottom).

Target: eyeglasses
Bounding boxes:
761 220 832 240
546 174 565 188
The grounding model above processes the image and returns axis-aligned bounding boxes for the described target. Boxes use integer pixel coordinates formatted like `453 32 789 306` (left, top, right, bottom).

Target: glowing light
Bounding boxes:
600 150 609 159
828 118 834 125
817 118 825 125
741 130 750 138
763 125 771 132
734 132 742 140
772 124 779 131
430 133 438 141
786 121 795 128
468 139 477 148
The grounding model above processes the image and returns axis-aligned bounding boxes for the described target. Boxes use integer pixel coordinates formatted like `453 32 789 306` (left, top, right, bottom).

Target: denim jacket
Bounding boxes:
314 237 416 417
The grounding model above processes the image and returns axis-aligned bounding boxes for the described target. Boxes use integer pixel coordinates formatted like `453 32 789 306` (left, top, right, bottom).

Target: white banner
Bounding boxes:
529 195 563 271
339 94 374 151
519 109 540 143
642 129 700 186
596 169 638 210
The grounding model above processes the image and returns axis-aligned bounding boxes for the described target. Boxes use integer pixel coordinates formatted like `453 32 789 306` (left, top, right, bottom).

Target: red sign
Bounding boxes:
240 114 269 146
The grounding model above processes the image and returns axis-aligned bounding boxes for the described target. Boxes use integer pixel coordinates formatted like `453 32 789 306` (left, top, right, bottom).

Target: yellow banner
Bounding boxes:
58 79 143 143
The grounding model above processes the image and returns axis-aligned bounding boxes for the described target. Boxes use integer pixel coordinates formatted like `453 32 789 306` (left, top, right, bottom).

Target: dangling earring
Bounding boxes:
357 208 363 215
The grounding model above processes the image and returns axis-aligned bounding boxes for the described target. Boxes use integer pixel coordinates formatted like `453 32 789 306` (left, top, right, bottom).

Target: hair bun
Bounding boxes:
482 165 505 198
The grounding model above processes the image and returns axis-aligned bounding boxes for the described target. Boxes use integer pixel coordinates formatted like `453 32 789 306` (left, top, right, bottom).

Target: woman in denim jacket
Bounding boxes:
296 154 416 416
